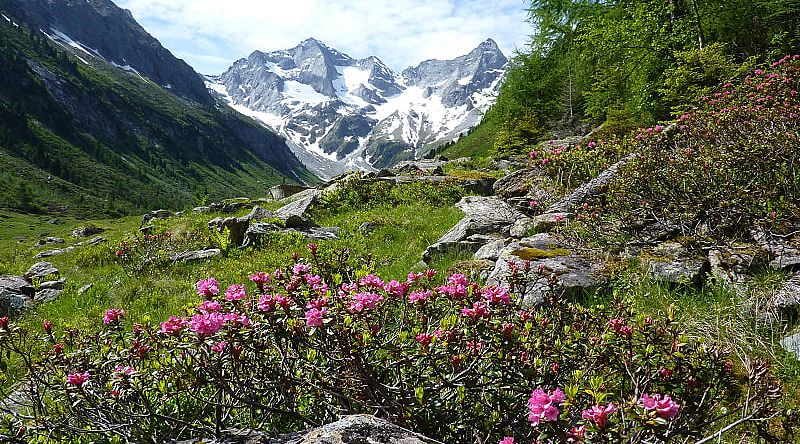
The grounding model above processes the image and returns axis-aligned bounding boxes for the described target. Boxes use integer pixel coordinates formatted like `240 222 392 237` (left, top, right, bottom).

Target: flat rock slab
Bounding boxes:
170 249 222 262
24 262 59 280
72 226 104 238
285 227 342 241
34 288 63 304
178 415 441 444
493 167 541 198
274 190 321 228
36 237 64 245
486 233 605 307
751 227 800 270
34 236 106 259
643 241 709 285
423 196 526 263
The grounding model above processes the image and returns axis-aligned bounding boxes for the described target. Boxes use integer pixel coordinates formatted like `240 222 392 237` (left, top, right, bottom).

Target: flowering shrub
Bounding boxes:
602 55 800 239
528 138 626 192
0 246 780 442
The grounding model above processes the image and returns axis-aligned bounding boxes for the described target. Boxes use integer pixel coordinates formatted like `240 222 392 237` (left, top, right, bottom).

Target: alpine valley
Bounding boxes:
206 38 508 178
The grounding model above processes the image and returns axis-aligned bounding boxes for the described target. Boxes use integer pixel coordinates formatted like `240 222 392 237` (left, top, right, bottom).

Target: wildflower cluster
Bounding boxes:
0 247 769 443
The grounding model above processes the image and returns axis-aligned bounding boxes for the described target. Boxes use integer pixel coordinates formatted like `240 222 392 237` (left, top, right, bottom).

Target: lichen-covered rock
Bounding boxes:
285 227 342 241
708 246 755 285
766 273 800 324
24 262 59 280
487 233 605 307
0 276 35 316
72 226 104 238
781 332 800 360
751 227 800 269
493 167 541 198
423 196 525 263
242 223 283 248
169 249 222 262
178 415 440 444
274 190 321 228
644 242 709 285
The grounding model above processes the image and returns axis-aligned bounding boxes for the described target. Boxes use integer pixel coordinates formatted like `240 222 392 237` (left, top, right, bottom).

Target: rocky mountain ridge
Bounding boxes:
207 38 507 178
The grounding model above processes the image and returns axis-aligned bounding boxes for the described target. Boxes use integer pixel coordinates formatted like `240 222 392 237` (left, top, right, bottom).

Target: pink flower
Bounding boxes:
43 320 53 333
581 403 617 429
618 325 633 339
103 308 125 325
249 272 270 287
67 371 90 387
448 273 468 287
408 290 432 304
307 242 318 254
113 366 135 377
196 277 219 298
292 263 311 275
501 323 514 337
482 285 510 304
306 298 328 310
359 274 384 289
383 280 408 297
211 341 227 353
305 308 326 327
499 438 515 444
640 393 680 419
423 269 437 280
258 293 290 312
528 387 565 425
160 316 188 335
225 284 247 302
349 292 384 312
189 312 226 336
407 271 423 283
461 301 490 321
415 332 434 347
197 300 221 314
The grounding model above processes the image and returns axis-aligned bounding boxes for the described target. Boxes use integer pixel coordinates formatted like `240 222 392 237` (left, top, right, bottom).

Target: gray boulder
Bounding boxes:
474 238 508 262
178 415 440 444
274 190 321 228
708 246 754 285
72 226 104 238
486 233 605 307
751 227 800 269
270 184 311 200
40 278 66 290
241 223 282 248
36 237 64 245
209 217 251 248
34 289 63 304
0 276 35 316
24 262 59 280
509 218 535 238
422 196 526 263
141 209 174 226
285 227 342 241
644 242 709 285
781 333 800 360
767 273 800 323
393 159 446 176
493 167 540 198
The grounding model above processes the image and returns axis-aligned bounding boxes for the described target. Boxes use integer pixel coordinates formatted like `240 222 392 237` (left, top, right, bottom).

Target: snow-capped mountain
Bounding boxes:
206 38 507 178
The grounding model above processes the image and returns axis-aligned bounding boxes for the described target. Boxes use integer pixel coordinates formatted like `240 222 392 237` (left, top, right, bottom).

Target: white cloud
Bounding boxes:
115 0 531 74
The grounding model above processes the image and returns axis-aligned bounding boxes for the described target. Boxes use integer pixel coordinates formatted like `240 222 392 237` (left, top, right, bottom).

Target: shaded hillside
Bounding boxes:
0 9 315 218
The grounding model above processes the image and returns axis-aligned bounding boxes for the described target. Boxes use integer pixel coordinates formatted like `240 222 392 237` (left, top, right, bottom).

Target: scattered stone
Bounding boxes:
24 262 59 280
78 283 93 295
40 278 66 290
0 276 35 316
47 218 61 225
474 238 508 262
393 159 446 176
208 217 251 248
72 226 104 238
751 227 800 269
270 184 311 200
169 249 222 262
193 206 211 214
241 223 282 248
423 196 526 263
141 209 174 226
781 333 800 360
375 168 395 178
359 221 381 234
547 153 638 213
486 233 605 307
34 289 63 304
531 212 571 232
274 190 321 228
84 236 107 246
244 206 274 222
36 237 64 245
139 225 155 235
708 246 755 285
509 217 535 238
14 236 26 242
177 415 440 444
35 247 72 259
644 241 708 285
493 167 541 198
285 226 342 241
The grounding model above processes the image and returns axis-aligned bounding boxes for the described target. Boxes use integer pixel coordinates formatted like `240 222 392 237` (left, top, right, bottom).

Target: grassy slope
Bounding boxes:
438 113 501 159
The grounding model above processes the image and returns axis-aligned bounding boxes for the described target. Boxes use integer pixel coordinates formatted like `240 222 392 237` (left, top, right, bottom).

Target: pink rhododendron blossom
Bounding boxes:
581 403 617 429
211 341 227 353
160 316 188 335
305 308 326 327
499 438 515 444
501 323 514 337
641 393 680 419
223 312 251 327
423 269 437 280
249 272 270 287
103 308 125 325
359 274 384 289
407 271 423 283
307 242 318 254
528 387 565 425
448 273 468 287
408 290 432 304
189 312 226 336
67 371 91 387
461 301 490 321
482 285 510 304
258 294 289 312
349 292 384 312
306 298 328 309
225 284 247 301
197 300 221 314
114 366 135 377
383 280 408 297
416 332 434 347
196 277 219 298
292 263 311 276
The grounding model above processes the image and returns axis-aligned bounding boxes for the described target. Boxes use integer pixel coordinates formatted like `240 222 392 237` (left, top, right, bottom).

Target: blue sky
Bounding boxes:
115 0 532 74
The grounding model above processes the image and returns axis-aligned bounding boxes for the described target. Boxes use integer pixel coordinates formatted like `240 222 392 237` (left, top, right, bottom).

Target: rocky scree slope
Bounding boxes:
207 38 507 178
